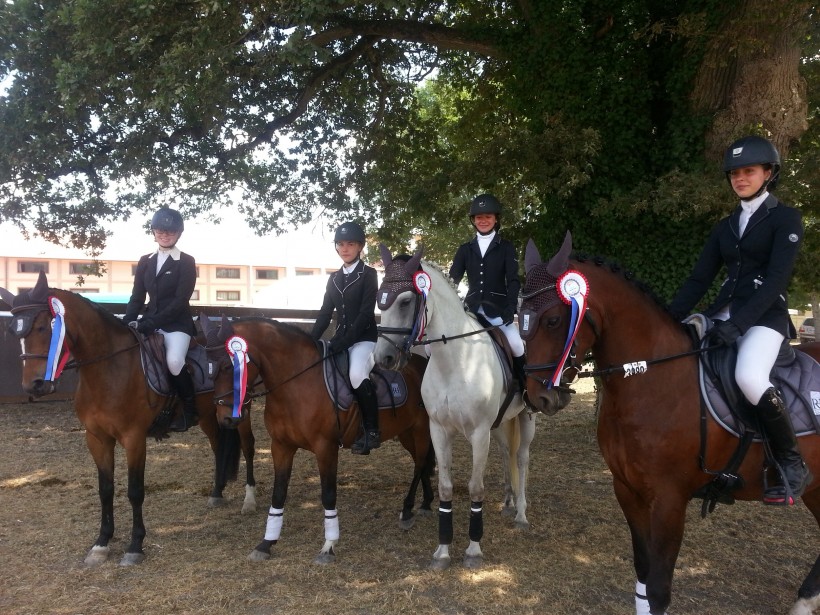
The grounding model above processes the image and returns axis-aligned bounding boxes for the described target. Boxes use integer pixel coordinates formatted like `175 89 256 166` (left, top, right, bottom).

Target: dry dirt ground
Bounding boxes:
1 385 816 615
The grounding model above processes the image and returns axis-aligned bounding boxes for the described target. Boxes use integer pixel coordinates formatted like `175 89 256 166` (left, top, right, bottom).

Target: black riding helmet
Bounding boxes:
151 207 185 233
334 221 366 244
723 136 781 195
469 193 502 234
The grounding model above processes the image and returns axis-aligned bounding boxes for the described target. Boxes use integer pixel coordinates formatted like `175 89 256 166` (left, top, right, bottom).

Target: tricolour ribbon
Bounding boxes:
549 271 589 389
45 296 69 381
226 335 249 418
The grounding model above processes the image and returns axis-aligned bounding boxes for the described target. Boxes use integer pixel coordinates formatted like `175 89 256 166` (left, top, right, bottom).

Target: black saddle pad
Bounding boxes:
136 330 213 396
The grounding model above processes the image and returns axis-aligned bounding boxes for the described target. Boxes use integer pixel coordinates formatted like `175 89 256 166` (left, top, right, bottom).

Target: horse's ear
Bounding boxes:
405 244 424 274
217 315 234 343
524 239 542 274
0 286 15 308
199 313 213 336
379 243 393 268
29 271 49 303
546 231 573 278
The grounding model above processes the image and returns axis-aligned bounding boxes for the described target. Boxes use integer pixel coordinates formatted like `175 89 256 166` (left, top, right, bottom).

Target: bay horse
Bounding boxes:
200 315 436 564
0 272 257 566
520 232 820 615
373 245 536 570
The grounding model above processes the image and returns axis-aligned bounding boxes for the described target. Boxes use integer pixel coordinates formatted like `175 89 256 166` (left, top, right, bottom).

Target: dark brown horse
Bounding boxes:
201 316 435 564
520 234 820 615
0 272 257 566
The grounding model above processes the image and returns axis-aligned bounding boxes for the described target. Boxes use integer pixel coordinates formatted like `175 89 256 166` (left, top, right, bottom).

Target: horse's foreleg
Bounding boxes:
791 490 820 614
239 418 257 514
120 437 147 566
463 429 491 569
430 424 453 571
642 490 686 615
613 478 655 615
84 432 115 566
314 448 340 565
249 442 294 562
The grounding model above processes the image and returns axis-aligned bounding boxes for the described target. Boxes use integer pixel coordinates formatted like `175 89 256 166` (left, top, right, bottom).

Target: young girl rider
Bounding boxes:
668 135 811 505
311 221 381 455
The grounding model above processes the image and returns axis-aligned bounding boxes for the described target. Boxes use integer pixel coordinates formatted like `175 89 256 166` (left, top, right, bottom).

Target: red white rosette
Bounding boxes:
556 270 589 306
413 271 432 297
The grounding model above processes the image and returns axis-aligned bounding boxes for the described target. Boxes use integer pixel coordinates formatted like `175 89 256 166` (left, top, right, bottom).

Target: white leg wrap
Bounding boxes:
324 509 340 541
264 506 284 541
635 580 651 615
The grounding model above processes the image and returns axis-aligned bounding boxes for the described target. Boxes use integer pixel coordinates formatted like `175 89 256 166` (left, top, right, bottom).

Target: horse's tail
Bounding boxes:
215 427 241 484
503 416 521 496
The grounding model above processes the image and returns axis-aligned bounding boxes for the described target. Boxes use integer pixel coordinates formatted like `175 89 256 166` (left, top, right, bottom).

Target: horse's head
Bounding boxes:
201 314 256 428
2 271 64 397
519 232 593 415
374 243 424 370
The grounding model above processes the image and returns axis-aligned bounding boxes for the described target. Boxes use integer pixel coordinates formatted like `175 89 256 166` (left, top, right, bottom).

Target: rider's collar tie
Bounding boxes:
46 296 70 381
550 271 588 389
226 336 249 419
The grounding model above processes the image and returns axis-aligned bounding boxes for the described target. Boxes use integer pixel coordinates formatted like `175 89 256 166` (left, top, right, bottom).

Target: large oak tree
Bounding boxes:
0 0 815 301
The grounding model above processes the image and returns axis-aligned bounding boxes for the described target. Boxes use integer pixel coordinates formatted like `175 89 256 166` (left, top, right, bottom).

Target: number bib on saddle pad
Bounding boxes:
319 340 408 410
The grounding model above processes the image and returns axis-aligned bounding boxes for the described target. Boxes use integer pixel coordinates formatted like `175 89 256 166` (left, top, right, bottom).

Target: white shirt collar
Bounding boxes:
342 260 360 275
154 246 181 260
739 191 769 215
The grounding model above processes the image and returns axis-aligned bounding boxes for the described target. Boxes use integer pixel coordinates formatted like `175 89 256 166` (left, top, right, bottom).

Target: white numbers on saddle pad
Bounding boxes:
623 361 648 378
811 391 820 416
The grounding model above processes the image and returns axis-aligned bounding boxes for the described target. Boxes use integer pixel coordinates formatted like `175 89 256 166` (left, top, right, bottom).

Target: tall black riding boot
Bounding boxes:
169 369 199 432
512 354 527 396
351 378 380 455
757 387 813 505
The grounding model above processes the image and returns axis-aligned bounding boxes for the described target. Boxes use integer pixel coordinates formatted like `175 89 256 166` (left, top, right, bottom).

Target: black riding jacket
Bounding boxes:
669 194 802 338
311 260 378 351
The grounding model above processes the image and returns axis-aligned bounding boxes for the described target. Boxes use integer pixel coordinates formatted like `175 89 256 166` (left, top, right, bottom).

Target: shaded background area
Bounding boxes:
0 390 815 615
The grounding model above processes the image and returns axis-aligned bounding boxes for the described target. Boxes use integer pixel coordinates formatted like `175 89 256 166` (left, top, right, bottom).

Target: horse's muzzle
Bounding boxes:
23 378 56 398
218 415 244 430
528 386 572 416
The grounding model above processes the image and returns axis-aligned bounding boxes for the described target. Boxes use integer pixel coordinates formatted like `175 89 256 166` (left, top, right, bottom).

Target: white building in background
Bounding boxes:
0 220 346 310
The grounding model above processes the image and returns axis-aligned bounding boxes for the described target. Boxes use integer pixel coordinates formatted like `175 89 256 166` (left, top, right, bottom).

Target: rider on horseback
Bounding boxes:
124 207 199 432
669 135 812 506
450 194 528 397
311 221 381 455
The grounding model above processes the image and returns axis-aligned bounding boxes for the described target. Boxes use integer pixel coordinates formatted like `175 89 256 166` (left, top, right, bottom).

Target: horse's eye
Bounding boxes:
399 298 412 309
546 316 561 328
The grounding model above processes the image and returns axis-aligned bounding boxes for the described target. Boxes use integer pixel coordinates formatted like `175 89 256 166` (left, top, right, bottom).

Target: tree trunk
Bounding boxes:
691 0 811 163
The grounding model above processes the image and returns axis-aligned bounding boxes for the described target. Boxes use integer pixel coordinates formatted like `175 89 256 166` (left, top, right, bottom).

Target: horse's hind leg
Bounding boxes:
511 413 535 530
249 441 295 562
790 490 820 615
84 431 116 566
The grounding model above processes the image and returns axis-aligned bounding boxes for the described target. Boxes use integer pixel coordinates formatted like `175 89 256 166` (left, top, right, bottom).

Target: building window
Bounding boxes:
131 264 138 276
195 266 200 278
295 268 318 276
69 262 92 275
18 261 49 274
216 267 240 279
191 290 200 301
216 290 240 301
71 288 98 293
256 269 279 280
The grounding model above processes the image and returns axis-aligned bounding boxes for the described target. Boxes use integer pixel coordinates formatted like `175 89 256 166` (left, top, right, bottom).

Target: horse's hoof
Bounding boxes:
119 551 145 566
314 552 336 565
416 508 434 518
515 519 530 531
501 504 516 517
463 554 483 569
428 557 451 571
248 549 271 562
790 596 820 615
399 513 416 531
241 501 257 514
207 496 226 508
84 545 110 566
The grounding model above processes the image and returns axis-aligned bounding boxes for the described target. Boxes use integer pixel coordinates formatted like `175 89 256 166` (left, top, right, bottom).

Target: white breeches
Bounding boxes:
735 325 784 405
478 307 525 357
158 330 191 376
348 340 376 389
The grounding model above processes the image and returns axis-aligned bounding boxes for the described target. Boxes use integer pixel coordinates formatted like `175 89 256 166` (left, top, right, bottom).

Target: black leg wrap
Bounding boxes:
438 500 453 545
468 501 484 543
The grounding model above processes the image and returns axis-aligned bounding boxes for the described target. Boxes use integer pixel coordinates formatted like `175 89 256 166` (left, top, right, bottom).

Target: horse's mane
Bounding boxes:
54 288 131 329
420 259 461 294
573 253 680 324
